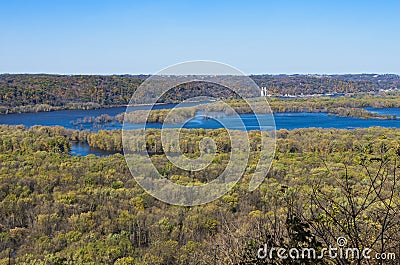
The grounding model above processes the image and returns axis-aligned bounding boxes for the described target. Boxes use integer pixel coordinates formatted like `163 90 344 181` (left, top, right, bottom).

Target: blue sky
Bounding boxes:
1 0 399 74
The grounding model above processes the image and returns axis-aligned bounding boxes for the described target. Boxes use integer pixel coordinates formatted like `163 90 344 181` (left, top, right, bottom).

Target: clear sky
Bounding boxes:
1 0 399 75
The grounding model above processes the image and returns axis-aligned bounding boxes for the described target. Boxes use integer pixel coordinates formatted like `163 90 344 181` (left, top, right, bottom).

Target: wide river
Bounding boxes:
1 105 399 156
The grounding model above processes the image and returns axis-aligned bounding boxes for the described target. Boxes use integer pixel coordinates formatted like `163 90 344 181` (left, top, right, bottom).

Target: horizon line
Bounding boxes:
1 72 399 76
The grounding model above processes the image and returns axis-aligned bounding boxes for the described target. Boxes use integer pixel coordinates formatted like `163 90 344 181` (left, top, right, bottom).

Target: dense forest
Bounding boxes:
0 75 143 113
1 74 399 113
251 74 400 95
0 125 399 264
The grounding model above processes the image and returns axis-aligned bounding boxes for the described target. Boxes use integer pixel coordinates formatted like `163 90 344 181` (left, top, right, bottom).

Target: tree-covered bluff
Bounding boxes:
1 74 399 113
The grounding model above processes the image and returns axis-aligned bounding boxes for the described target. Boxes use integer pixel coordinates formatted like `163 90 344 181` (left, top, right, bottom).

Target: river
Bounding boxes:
0 106 399 156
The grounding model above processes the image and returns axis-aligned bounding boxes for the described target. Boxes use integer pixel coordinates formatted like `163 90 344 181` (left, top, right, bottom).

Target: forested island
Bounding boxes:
77 94 400 129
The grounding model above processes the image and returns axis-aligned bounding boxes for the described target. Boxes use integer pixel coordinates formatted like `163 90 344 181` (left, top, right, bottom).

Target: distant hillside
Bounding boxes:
0 74 399 112
250 74 400 95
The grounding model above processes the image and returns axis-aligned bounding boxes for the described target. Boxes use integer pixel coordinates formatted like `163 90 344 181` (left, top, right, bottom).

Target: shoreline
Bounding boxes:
0 100 215 115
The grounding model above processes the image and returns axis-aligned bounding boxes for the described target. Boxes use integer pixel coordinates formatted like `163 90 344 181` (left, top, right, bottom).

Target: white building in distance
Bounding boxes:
261 87 268 97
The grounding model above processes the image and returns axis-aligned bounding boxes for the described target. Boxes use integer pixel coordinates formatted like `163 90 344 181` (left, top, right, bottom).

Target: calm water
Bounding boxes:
181 112 400 130
365 107 400 117
70 142 122 157
0 102 207 130
1 106 399 156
